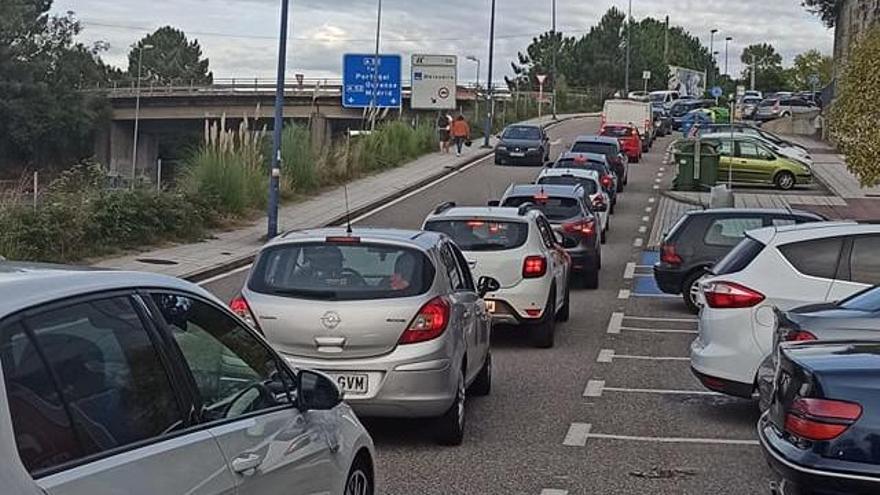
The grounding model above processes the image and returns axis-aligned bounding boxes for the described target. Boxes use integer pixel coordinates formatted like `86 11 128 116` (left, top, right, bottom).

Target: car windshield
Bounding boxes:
502 196 580 222
502 126 541 140
839 287 880 312
249 242 434 300
424 220 528 252
601 127 633 138
570 142 615 157
537 176 599 194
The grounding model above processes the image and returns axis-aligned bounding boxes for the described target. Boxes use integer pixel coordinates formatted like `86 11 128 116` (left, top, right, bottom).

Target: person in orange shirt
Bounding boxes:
450 115 470 157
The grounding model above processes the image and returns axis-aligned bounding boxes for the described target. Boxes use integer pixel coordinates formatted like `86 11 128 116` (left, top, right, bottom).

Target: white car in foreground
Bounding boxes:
424 203 571 348
535 167 611 243
691 222 880 398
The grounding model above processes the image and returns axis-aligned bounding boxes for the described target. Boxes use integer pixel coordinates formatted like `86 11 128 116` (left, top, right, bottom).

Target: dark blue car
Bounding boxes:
760 341 880 494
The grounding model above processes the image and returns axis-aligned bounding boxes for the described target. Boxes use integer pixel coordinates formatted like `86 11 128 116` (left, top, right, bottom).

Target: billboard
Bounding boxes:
668 66 706 98
411 54 457 110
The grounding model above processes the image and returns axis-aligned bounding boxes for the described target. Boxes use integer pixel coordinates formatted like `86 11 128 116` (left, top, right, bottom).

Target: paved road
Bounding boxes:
202 117 773 494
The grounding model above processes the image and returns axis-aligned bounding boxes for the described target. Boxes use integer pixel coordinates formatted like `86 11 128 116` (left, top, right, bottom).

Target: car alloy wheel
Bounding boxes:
435 369 466 445
775 171 795 190
345 468 371 495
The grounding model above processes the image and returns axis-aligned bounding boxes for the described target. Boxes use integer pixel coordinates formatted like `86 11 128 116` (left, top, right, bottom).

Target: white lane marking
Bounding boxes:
613 353 690 362
603 386 720 396
630 292 680 299
654 178 662 183
541 490 569 495
607 312 624 334
656 172 664 177
597 349 615 363
586 432 759 446
638 226 647 233
659 167 666 171
583 380 605 398
634 264 653 269
645 206 653 213
619 326 698 335
641 216 650 222
624 315 698 323
618 289 631 300
648 197 656 203
623 263 636 279
198 264 252 286
563 423 592 446
633 238 644 247
653 185 660 190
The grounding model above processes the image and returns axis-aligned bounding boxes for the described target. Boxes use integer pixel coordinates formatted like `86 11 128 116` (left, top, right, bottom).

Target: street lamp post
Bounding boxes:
724 36 733 76
551 0 557 120
131 43 154 188
368 0 383 131
267 0 290 239
624 0 632 95
709 29 718 87
466 55 481 125
482 0 496 148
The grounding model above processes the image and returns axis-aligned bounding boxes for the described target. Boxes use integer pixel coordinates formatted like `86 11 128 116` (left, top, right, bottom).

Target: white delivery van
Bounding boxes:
602 99 654 151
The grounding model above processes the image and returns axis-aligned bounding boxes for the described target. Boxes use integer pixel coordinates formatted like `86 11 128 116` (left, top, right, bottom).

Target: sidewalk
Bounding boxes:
783 135 880 199
95 114 594 280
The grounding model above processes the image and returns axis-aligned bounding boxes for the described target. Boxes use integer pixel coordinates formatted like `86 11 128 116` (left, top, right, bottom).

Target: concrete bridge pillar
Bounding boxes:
101 121 159 183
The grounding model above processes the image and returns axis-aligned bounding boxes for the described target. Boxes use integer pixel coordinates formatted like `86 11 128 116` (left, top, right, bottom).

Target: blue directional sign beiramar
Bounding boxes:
342 54 402 109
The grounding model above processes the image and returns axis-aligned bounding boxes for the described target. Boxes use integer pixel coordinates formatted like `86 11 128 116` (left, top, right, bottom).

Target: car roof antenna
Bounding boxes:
343 183 353 234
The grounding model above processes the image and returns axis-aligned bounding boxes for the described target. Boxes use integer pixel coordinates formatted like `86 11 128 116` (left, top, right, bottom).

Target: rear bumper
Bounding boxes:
690 366 754 398
760 417 880 495
653 264 685 294
483 279 552 324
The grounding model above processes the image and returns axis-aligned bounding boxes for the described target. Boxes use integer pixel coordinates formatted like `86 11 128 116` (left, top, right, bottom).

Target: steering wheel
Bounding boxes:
224 382 275 418
340 267 367 286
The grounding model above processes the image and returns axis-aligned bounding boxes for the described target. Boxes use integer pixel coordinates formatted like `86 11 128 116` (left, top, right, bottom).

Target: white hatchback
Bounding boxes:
424 203 572 348
535 167 611 243
690 222 880 398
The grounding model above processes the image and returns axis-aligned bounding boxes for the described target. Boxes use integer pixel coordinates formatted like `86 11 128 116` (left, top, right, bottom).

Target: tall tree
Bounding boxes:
129 27 212 85
571 8 626 91
789 49 833 89
740 43 790 92
508 31 576 91
802 0 842 27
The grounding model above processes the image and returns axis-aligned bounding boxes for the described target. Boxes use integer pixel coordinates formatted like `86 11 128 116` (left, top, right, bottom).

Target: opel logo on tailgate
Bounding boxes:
321 311 342 330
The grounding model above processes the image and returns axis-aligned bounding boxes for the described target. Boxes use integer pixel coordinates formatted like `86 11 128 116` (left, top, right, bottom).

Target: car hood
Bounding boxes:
499 138 542 148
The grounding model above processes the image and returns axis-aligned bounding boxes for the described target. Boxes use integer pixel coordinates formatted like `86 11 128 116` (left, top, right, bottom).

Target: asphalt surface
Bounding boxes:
202 118 774 494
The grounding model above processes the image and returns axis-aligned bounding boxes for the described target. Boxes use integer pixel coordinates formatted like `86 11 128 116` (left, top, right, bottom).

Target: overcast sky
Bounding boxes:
54 0 833 84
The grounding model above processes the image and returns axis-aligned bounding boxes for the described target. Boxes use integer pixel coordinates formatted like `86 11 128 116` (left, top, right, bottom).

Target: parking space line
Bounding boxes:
618 289 631 299
624 315 698 323
633 238 644 247
634 264 653 269
586 432 759 446
619 326 698 335
613 353 689 362
623 263 636 279
583 380 605 397
648 197 656 203
654 178 662 183
603 386 719 396
630 292 679 299
563 423 592 446
653 185 660 190
606 312 624 333
659 167 666 172
645 206 653 213
638 225 647 233
540 490 568 495
597 349 615 363
642 216 650 222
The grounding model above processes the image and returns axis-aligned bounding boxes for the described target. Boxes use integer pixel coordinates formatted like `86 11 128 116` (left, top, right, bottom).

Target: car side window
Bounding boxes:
536 217 555 249
440 244 465 291
849 236 880 285
779 237 844 280
771 217 797 228
0 296 184 475
703 217 764 247
449 244 476 291
151 293 292 422
717 140 733 157
737 142 762 160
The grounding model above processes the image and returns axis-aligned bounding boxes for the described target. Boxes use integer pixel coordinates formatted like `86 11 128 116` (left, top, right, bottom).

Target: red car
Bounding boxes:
600 124 642 163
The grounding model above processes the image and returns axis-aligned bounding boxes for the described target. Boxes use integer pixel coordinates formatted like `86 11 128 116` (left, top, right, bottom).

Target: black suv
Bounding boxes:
498 184 602 289
653 208 825 312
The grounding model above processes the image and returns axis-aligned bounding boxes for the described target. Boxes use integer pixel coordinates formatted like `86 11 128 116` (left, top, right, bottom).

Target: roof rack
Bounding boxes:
432 201 457 215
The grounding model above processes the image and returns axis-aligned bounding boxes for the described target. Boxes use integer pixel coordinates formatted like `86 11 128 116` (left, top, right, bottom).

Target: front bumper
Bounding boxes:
760 417 880 495
282 340 458 418
495 148 543 165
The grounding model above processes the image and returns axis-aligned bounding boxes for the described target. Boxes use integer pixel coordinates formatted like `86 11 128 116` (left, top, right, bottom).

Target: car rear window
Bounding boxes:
424 220 529 252
537 176 599 195
713 237 765 275
778 237 844 280
503 126 541 140
601 127 633 138
555 158 605 169
502 196 580 222
570 142 615 157
249 242 435 300
839 286 880 312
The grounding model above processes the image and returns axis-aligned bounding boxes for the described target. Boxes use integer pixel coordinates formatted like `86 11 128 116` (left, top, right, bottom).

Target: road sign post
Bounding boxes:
411 54 457 110
342 54 402 110
536 74 547 118
642 70 651 95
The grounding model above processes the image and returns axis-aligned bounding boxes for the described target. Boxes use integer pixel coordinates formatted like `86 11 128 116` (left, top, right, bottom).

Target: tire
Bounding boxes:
609 200 616 215
468 352 491 396
775 171 796 190
601 225 607 244
582 254 600 290
344 454 374 495
682 270 705 314
617 181 624 193
532 289 556 348
557 283 570 322
435 367 466 445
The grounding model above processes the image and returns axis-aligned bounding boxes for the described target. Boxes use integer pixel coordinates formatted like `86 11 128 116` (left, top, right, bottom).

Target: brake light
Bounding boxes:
562 220 595 236
601 175 614 188
466 220 485 228
399 297 450 344
703 281 765 309
785 398 862 441
783 330 818 342
326 236 360 243
660 243 683 266
522 255 547 278
230 295 261 333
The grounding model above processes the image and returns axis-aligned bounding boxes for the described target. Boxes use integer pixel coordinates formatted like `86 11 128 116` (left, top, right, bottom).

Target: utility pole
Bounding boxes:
368 0 383 131
551 0 558 120
131 43 154 188
724 36 732 76
624 0 632 95
663 15 669 66
267 0 290 239
709 28 718 88
482 0 496 148
750 54 757 90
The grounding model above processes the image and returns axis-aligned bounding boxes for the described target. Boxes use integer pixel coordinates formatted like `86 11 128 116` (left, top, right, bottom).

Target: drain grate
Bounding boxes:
136 258 179 266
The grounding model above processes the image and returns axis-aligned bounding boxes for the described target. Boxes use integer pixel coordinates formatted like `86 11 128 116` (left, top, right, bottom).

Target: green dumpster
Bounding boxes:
672 139 720 191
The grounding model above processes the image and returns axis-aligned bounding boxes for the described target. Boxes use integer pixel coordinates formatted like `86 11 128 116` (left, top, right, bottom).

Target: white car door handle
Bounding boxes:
231 453 262 474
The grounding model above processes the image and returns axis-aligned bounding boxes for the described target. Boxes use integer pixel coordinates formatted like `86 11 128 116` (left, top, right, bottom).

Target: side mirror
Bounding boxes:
477 276 501 297
297 369 342 411
487 200 500 207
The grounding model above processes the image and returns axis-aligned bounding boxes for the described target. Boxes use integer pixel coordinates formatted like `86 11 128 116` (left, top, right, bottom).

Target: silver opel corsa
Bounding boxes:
235 228 499 445
0 264 375 495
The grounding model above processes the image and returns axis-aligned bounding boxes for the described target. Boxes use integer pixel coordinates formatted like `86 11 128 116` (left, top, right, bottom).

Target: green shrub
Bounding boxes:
181 147 266 216
280 124 317 195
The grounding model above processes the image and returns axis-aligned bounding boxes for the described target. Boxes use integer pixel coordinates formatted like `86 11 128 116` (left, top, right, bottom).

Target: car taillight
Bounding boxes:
562 220 595 237
785 398 862 441
230 294 261 333
523 255 548 278
783 330 818 342
703 281 765 309
660 243 683 266
399 296 450 344
601 175 614 188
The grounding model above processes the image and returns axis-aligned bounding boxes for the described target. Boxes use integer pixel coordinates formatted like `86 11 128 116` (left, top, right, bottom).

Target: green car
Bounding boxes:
702 135 812 190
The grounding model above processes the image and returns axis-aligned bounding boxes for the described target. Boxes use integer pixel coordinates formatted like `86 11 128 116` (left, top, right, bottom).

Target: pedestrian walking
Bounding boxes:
437 113 451 153
450 115 470 157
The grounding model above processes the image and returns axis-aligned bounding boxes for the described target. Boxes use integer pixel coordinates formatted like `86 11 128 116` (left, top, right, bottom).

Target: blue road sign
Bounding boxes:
342 54 402 109
710 86 723 98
